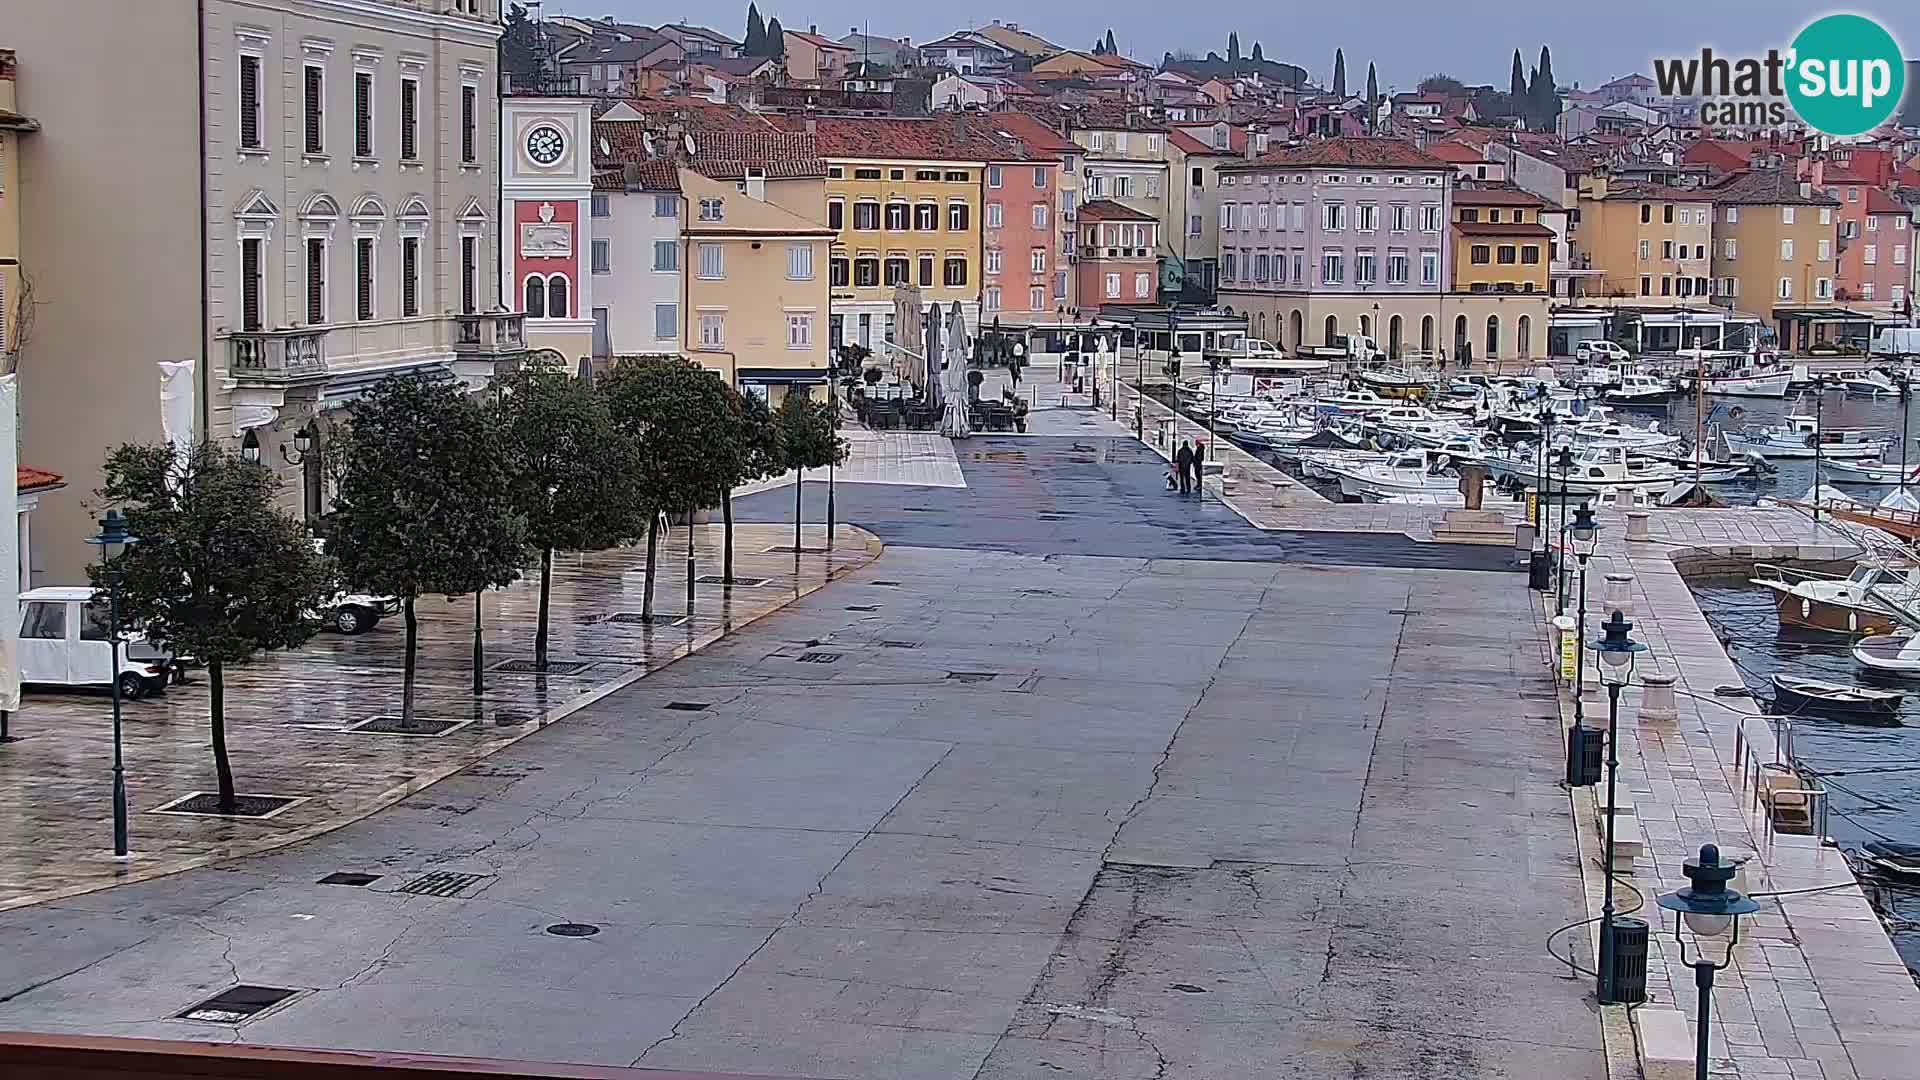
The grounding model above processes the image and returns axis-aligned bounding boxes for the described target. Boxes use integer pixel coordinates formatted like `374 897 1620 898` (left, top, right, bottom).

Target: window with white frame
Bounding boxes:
1778 276 1792 299
654 303 676 339
1219 203 1233 230
1032 203 1047 228
1358 204 1378 232
1864 243 1878 264
654 240 677 271
1134 272 1150 297
1855 281 1868 300
1893 285 1907 304
1868 215 1881 232
786 311 813 348
1723 239 1737 258
983 286 1000 311
1033 166 1047 188
1725 207 1739 223
1291 203 1305 230
1355 250 1376 285
699 198 724 222
1639 239 1651 260
400 76 419 160
1257 204 1270 230
305 237 328 323
654 194 677 218
354 70 374 158
1895 244 1907 264
1322 250 1344 284
240 237 264 330
461 82 477 163
1105 272 1120 298
402 236 421 315
1145 175 1160 198
1780 239 1794 259
1782 206 1795 224
1030 248 1045 273
1323 203 1345 231
698 311 724 348
1223 252 1236 281
1030 285 1045 310
1386 249 1408 284
1817 238 1831 260
787 244 814 280
985 248 1002 274
1420 248 1439 285
1391 204 1409 232
698 242 723 279
985 202 1003 228
1820 207 1833 225
304 64 326 155
355 238 376 320
1421 204 1442 231
987 164 1002 189
1189 214 1202 236
1147 134 1161 154
238 53 264 151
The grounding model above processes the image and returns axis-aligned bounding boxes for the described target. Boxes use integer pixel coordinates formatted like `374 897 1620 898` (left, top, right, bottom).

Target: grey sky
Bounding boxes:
545 1 1916 93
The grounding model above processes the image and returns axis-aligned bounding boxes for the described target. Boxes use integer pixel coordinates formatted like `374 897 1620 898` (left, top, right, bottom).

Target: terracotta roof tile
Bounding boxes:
1864 186 1907 215
1076 199 1156 222
18 466 63 492
1424 141 1484 164
1592 179 1712 202
1452 187 1551 207
1453 220 1557 237
1708 168 1841 206
1225 136 1451 171
782 114 1018 162
595 120 825 180
986 110 1082 155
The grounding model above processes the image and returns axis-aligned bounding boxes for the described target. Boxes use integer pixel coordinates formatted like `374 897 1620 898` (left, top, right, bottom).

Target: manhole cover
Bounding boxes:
796 651 842 664
546 922 601 937
491 711 532 727
880 641 919 649
1021 589 1057 596
150 792 305 819
846 604 879 612
1387 609 1422 616
696 574 771 587
947 671 997 684
1170 983 1208 994
664 701 710 711
869 580 903 587
604 613 689 628
346 716 475 738
177 985 300 1024
490 658 595 675
318 872 381 887
396 871 491 898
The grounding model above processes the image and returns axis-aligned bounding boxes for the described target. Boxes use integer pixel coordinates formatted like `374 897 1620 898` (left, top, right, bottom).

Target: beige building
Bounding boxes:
1704 168 1842 349
9 0 518 583
1571 176 1715 308
679 170 835 404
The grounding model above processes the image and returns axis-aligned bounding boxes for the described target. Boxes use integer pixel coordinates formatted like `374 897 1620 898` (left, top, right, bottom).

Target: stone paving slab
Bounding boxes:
0 524 878 912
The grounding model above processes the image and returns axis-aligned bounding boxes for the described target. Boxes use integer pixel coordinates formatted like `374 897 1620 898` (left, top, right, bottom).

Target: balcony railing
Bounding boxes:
227 328 328 383
453 311 527 356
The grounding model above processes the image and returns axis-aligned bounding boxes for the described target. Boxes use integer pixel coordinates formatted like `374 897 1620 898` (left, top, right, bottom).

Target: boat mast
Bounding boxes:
1814 388 1824 526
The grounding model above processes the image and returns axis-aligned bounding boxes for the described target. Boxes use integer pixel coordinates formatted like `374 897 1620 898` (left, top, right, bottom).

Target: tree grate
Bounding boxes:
696 574 771 587
946 671 998 684
397 870 491 898
346 716 474 738
150 792 304 819
177 985 300 1024
318 872 381 887
795 651 842 664
664 701 710 711
489 658 595 675
545 922 601 937
603 613 688 628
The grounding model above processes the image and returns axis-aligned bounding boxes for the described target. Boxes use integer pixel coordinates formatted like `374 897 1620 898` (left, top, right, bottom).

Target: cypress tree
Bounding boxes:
1534 46 1560 132
743 4 765 56
1228 33 1240 64
1105 29 1118 55
1251 42 1264 63
765 16 785 58
1509 49 1527 104
1333 48 1346 97
1366 63 1378 131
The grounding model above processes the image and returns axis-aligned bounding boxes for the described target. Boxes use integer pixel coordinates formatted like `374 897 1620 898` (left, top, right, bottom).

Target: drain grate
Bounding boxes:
491 711 532 727
796 651 842 664
880 641 920 649
346 716 474 738
664 701 710 711
546 922 601 938
845 604 879 612
397 870 491 898
869 580 903 587
490 658 595 676
318 872 381 887
177 985 300 1024
946 671 998 684
1387 609 1422 616
604 613 689 628
150 792 305 819
1021 588 1057 597
695 574 770 587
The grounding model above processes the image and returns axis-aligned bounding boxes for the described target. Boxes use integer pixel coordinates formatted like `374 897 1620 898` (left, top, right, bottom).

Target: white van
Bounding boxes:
1871 327 1920 360
17 587 178 699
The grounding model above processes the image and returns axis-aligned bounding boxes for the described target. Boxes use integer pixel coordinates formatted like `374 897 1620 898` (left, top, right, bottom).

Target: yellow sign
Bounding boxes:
1527 490 1539 527
1560 629 1577 681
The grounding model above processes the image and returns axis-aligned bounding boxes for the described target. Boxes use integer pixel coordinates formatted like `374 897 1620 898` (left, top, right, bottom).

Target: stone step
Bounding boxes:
1633 1007 1694 1080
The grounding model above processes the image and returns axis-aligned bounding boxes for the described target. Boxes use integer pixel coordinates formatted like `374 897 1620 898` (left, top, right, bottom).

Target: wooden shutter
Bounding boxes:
402 238 419 317
461 236 476 314
241 239 262 330
306 238 325 323
303 66 323 154
400 79 417 160
356 238 373 320
354 73 372 157
238 56 260 149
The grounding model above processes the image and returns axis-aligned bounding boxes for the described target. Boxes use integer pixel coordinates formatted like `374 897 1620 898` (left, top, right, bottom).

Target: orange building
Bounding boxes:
1074 199 1158 307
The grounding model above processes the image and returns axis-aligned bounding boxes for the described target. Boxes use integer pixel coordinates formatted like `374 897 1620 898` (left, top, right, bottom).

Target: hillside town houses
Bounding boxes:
5 3 1920 567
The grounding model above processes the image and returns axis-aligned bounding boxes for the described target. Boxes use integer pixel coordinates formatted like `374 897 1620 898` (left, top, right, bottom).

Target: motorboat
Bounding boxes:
1770 675 1903 719
1326 447 1472 501
1355 367 1432 400
1492 392 1611 439
1857 841 1920 881
1557 418 1686 454
1312 389 1393 416
1699 370 1792 398
1821 458 1920 484
1483 444 1685 495
1721 411 1890 460
1837 369 1900 396
1853 633 1920 674
1751 561 1920 635
1604 373 1675 406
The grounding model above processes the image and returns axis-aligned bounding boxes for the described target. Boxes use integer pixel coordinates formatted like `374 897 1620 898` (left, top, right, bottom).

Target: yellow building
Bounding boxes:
1572 176 1715 307
1446 188 1553 364
679 169 834 405
0 50 34 364
801 115 1003 352
1703 168 1841 351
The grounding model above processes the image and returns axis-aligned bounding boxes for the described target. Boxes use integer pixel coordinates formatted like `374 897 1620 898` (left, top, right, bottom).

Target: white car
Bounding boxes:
17 587 178 699
322 592 399 634
1576 340 1631 362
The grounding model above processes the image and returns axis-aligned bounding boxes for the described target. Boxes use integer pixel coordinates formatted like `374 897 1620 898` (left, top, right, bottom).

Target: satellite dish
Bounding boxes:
598 136 610 156
642 131 655 155
684 132 697 156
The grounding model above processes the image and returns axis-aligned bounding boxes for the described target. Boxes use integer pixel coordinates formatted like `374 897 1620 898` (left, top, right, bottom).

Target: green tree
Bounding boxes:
1251 42 1264 63
1104 30 1117 55
1332 48 1346 97
706 390 781 584
772 391 847 554
499 3 543 90
1532 46 1560 132
743 4 766 55
1419 73 1467 96
1228 33 1240 64
1510 49 1528 105
765 17 786 59
329 374 526 725
1366 63 1378 130
494 363 647 673
95 442 333 812
602 357 740 620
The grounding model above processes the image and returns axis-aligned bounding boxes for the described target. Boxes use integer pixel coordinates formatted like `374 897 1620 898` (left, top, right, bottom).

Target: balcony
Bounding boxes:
454 311 527 358
227 327 329 385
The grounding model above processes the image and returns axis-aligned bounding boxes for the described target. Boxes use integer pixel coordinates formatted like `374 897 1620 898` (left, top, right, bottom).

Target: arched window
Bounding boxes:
524 275 546 318
1485 314 1500 359
1289 310 1303 351
1358 313 1371 339
1388 314 1403 359
1421 315 1434 352
546 274 569 319
1324 314 1338 346
1518 314 1532 357
1453 314 1468 353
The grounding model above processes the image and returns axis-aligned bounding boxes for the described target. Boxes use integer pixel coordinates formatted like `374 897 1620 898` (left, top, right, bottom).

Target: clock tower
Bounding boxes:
501 96 595 364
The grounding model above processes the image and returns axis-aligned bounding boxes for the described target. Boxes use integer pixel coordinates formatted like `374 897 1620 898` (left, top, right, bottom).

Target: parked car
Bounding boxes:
1871 327 1920 361
17 587 177 699
1576 340 1631 362
321 591 400 635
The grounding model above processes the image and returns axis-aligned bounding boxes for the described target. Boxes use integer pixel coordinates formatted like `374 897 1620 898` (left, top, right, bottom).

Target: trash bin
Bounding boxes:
1602 917 1650 1004
1529 549 1553 592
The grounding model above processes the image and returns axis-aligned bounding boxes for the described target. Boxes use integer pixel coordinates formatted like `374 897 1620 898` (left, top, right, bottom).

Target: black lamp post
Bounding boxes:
1166 338 1183 427
280 419 324 524
1206 354 1228 443
86 509 139 859
1656 845 1761 1080
1534 404 1552 553
1593 608 1648 1004
1553 446 1575 615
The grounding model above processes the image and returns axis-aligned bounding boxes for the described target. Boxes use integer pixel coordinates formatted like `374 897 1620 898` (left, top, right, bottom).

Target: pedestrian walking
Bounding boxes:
1191 440 1206 494
1174 440 1194 496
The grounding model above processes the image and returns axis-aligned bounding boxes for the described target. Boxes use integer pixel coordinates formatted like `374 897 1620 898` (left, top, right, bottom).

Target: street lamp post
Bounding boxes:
1554 447 1574 616
1593 609 1648 1004
1571 504 1598 718
86 510 140 859
1656 845 1761 1080
1207 354 1227 444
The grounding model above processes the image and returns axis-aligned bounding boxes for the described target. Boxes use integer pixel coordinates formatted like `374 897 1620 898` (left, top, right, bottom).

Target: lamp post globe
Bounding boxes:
239 429 262 464
1571 502 1598 558
1656 844 1760 1080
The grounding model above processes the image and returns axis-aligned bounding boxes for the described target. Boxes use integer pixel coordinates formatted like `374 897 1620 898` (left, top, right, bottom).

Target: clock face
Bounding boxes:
526 125 565 166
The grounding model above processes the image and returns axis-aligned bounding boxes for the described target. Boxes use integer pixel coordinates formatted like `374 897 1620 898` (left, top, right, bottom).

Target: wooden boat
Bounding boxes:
1700 370 1793 398
1749 562 1920 635
1853 634 1920 674
1859 841 1920 880
1770 675 1903 718
1819 458 1920 484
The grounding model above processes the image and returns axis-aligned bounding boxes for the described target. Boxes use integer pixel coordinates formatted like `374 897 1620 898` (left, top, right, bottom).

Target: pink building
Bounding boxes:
1074 199 1158 307
1833 184 1911 309
982 153 1063 320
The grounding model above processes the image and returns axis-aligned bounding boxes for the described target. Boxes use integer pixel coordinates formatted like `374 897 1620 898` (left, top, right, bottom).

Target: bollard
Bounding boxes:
1552 615 1577 683
1625 510 1650 541
1271 480 1290 507
1638 669 1678 723
1603 572 1634 620
1615 485 1635 510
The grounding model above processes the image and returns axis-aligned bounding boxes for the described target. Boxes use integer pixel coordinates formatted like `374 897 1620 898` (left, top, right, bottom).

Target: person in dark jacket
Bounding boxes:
1191 440 1206 494
1173 440 1194 495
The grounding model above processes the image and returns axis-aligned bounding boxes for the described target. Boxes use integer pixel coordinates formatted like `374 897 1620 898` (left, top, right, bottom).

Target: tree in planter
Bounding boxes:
494 363 647 672
704 389 782 585
329 374 527 725
601 357 739 619
94 442 333 813
772 391 847 553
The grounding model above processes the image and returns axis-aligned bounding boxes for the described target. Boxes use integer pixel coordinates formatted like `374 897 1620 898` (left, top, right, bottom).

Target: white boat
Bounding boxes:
1604 373 1674 405
1722 412 1890 460
1839 370 1900 396
1328 447 1471 501
1558 418 1686 454
1484 444 1686 495
1312 389 1393 416
1821 458 1920 484
1854 634 1920 675
1700 370 1792 398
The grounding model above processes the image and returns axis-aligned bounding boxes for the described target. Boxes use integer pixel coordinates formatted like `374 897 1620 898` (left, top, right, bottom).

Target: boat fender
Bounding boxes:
1806 432 1820 448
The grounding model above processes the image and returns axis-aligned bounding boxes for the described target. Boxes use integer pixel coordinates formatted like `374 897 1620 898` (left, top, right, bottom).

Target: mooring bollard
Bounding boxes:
1625 510 1650 541
1603 572 1634 620
1638 669 1678 723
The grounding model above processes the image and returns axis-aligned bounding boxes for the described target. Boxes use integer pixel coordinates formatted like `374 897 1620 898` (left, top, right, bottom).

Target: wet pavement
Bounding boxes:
735 436 1519 572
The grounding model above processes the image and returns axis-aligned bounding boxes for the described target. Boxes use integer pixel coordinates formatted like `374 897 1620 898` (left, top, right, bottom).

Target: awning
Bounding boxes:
1773 306 1874 321
736 367 830 384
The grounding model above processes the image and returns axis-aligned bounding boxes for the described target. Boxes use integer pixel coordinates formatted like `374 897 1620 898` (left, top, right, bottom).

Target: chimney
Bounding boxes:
1799 180 1812 199
623 161 642 187
1811 158 1825 188
1244 126 1260 160
805 102 818 136
745 167 767 201
808 24 817 35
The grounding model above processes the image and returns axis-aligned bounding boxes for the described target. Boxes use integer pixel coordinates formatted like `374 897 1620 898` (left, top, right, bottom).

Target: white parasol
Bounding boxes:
0 375 17 716
940 303 972 438
159 359 196 469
